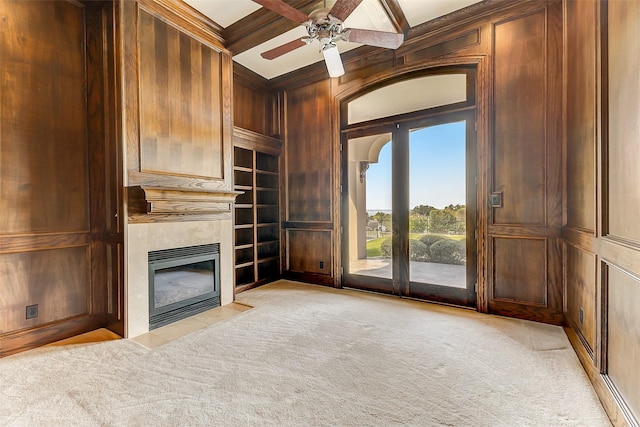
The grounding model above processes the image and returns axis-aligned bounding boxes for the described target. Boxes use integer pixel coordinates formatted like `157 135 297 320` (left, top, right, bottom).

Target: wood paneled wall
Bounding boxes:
282 80 335 283
564 0 640 424
233 64 272 136
0 0 122 356
604 1 640 418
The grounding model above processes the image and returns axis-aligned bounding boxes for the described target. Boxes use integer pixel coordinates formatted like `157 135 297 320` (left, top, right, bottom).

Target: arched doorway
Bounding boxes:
341 67 477 306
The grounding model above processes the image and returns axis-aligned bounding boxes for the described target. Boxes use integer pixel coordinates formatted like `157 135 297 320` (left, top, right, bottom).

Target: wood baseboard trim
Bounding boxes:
564 326 634 427
0 315 104 358
283 271 335 287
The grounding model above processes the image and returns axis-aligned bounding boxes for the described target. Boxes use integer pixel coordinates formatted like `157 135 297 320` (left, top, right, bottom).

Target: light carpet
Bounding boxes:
0 280 610 426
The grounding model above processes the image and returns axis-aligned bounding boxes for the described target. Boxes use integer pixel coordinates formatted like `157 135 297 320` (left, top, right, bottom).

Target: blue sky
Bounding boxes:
366 121 466 211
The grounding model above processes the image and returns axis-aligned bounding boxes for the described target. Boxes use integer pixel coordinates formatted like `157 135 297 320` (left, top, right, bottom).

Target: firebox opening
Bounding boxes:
148 243 221 330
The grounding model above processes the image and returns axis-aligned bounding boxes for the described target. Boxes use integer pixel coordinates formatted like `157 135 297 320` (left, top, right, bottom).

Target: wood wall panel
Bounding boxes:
565 0 597 233
606 265 640 422
492 237 547 304
0 0 88 234
285 80 333 222
0 1 121 355
565 244 596 353
287 229 332 276
606 0 640 245
138 10 223 179
233 83 267 134
492 11 547 226
0 247 89 334
487 4 563 325
594 2 640 424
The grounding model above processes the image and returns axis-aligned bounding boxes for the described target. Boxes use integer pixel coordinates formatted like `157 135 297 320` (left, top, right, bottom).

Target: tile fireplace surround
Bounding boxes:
126 220 234 338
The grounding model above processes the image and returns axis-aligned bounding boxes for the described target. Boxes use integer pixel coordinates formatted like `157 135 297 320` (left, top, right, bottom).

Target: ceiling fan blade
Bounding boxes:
251 0 309 24
344 28 404 50
260 39 307 60
329 0 363 22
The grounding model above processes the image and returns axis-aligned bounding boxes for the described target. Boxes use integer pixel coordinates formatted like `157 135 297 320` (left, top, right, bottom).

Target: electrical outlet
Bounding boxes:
319 261 324 269
579 307 584 324
26 304 38 319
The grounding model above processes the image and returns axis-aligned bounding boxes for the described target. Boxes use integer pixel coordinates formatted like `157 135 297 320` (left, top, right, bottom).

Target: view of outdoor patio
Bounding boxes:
348 121 468 289
351 206 466 287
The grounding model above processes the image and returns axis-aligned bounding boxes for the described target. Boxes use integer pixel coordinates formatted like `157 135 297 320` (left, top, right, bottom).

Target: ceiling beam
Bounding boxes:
224 0 324 55
379 0 410 36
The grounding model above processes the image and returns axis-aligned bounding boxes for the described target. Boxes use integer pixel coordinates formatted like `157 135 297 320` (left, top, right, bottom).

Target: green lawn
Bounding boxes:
366 236 387 257
366 233 465 257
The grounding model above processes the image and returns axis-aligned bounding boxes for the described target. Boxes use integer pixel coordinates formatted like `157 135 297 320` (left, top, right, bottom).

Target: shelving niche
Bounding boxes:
233 127 282 292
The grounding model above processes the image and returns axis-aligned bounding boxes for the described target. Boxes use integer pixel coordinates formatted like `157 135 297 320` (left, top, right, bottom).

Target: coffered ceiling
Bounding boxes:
182 0 484 79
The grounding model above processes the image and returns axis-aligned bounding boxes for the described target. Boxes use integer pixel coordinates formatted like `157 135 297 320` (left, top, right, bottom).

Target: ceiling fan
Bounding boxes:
252 0 404 77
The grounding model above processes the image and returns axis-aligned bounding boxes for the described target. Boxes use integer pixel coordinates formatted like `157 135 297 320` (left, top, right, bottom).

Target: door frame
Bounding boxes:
337 64 485 309
341 109 477 306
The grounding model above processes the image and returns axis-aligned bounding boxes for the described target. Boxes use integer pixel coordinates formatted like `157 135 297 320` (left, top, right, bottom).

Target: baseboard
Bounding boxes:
283 271 335 287
564 326 634 427
0 315 104 358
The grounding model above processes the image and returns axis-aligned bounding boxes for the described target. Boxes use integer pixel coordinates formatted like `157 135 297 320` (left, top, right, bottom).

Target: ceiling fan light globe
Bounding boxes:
322 44 345 78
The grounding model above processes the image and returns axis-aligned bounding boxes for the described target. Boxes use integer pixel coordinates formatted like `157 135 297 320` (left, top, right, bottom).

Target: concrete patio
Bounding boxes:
349 257 466 288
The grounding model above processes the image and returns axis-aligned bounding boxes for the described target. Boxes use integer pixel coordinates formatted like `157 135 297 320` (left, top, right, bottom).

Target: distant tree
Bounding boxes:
445 204 465 212
411 204 436 217
373 212 392 232
429 209 456 234
409 214 427 233
372 211 390 223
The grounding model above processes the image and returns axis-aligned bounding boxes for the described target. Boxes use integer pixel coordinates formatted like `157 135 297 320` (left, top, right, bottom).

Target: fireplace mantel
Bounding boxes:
127 186 241 223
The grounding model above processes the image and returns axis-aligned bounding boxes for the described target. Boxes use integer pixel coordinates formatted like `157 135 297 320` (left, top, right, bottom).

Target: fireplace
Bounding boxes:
148 243 220 330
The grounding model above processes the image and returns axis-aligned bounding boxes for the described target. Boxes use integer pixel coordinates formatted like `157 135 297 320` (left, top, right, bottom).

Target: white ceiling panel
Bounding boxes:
183 0 260 27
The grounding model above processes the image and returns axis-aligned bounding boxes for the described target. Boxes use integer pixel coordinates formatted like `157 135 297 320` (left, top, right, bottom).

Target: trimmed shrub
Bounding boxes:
409 239 428 261
380 238 392 258
430 239 466 265
418 235 446 260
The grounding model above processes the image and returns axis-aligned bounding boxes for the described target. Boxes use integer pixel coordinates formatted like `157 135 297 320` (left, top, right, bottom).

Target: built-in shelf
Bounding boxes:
233 127 282 293
234 261 254 269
